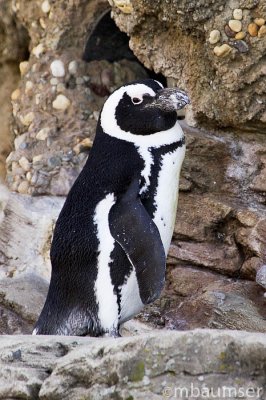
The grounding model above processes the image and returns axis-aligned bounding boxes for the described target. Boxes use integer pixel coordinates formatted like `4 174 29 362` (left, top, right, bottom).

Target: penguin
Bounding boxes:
33 79 189 337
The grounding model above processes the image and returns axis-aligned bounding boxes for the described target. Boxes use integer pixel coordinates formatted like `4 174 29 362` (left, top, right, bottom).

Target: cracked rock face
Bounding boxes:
110 0 266 129
0 330 265 399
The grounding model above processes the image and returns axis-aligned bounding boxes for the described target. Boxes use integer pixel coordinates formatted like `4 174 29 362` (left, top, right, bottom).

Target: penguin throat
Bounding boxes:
136 146 154 195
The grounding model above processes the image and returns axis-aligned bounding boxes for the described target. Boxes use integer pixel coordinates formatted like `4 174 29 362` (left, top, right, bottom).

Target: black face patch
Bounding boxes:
115 92 177 135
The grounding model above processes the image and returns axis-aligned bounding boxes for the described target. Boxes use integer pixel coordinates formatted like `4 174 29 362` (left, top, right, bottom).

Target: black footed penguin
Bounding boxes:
33 79 189 337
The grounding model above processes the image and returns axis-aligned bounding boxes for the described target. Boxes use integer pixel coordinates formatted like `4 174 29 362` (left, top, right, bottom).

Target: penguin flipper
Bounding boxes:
108 178 166 305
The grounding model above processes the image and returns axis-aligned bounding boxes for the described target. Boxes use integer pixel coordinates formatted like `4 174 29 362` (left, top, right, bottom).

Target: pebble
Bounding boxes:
258 25 266 38
11 89 20 101
25 81 34 94
254 18 265 27
52 94 70 110
56 83 65 93
113 0 133 14
73 138 93 154
32 43 45 58
248 23 259 36
21 112 34 126
36 127 50 140
228 19 242 32
26 172 32 182
18 157 31 172
68 60 78 75
47 156 61 168
19 61 29 76
35 93 41 105
32 155 44 164
209 30 221 44
235 31 246 40
50 77 58 85
213 44 232 57
50 60 65 77
93 111 100 121
256 265 266 289
17 181 29 194
41 0 50 13
231 40 249 53
224 24 236 38
233 9 242 20
39 17 47 29
14 134 27 151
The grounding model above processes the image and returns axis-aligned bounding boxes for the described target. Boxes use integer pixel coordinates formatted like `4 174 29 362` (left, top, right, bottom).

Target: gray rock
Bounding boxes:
0 330 265 399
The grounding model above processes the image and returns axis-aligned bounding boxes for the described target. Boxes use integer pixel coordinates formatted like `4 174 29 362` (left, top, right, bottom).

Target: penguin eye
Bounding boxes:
132 97 143 105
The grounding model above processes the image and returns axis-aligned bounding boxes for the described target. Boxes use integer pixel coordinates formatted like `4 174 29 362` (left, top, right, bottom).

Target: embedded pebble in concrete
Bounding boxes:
32 43 45 58
17 181 29 194
231 40 249 53
235 31 245 40
52 94 70 110
228 19 242 33
254 18 265 27
233 9 242 20
225 24 236 38
68 60 78 75
209 30 221 44
19 61 29 76
113 0 133 14
41 0 50 13
258 25 266 38
50 78 58 85
21 112 34 126
248 23 259 37
36 127 50 141
18 157 31 172
11 89 20 101
214 44 232 57
25 81 34 95
256 265 266 289
56 83 65 93
50 60 65 77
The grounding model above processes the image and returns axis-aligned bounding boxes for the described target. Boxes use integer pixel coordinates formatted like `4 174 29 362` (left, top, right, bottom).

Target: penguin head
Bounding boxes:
100 79 190 138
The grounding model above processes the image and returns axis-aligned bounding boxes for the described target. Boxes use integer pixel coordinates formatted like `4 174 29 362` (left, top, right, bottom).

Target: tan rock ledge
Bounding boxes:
0 330 265 400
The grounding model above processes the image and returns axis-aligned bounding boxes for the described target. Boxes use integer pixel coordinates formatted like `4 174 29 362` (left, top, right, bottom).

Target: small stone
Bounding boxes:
14 134 27 151
19 61 29 76
35 94 41 105
254 18 265 27
93 111 100 121
17 181 29 194
73 138 93 154
21 112 34 126
36 127 50 141
39 18 47 29
233 9 243 20
228 19 242 32
50 78 58 85
52 94 70 110
113 0 133 14
258 25 266 38
56 83 65 93
41 0 50 13
26 172 32 182
213 44 232 57
224 24 236 38
50 60 65 78
230 40 249 53
32 43 45 58
209 30 221 44
47 156 61 168
18 157 31 172
235 31 246 40
25 81 34 94
256 265 266 289
11 89 21 101
32 155 44 164
68 60 78 75
248 23 259 37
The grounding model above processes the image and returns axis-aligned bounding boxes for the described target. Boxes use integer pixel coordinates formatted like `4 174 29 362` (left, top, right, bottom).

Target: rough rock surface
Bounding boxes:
0 330 265 400
110 0 266 129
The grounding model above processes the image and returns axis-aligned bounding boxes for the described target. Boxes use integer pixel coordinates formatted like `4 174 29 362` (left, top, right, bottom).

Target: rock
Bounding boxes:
113 0 133 14
224 24 236 38
50 60 65 78
213 43 232 57
258 25 266 38
209 29 221 44
18 156 31 172
21 111 34 126
235 31 246 39
17 181 29 194
248 22 259 36
52 94 70 110
73 138 93 154
233 8 243 20
68 60 78 75
254 17 265 26
11 88 21 101
32 43 45 58
228 19 242 32
41 0 51 14
0 331 263 399
19 61 29 76
36 127 50 141
231 39 249 53
256 265 266 289
25 80 34 94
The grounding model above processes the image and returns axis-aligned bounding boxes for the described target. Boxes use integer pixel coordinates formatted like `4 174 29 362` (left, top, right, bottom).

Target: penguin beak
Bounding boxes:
148 88 190 112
